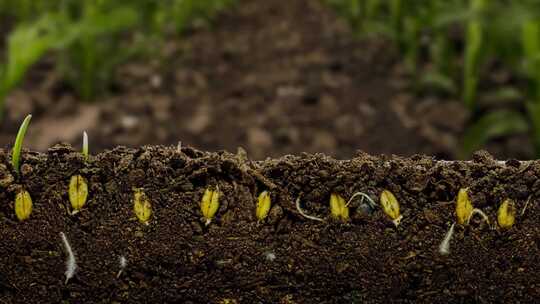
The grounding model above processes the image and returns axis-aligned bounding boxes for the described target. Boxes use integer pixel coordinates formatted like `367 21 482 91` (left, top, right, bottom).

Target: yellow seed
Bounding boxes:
15 189 32 221
69 175 88 213
256 191 271 221
329 193 349 221
497 198 516 229
380 190 402 226
201 187 220 225
133 188 152 224
456 188 473 225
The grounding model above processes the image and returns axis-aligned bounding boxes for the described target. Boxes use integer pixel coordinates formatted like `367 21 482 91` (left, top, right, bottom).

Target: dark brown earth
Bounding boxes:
4 0 517 160
0 145 538 303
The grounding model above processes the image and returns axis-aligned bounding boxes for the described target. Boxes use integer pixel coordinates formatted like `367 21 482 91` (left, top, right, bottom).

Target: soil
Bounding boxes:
0 145 539 303
3 0 531 160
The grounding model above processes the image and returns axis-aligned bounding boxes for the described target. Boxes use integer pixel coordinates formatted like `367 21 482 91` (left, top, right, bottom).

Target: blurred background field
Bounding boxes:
1 0 540 159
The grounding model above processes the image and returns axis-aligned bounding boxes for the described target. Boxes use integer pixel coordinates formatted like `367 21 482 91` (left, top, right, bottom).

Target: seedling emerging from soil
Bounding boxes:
329 193 349 222
439 223 456 256
201 186 220 226
82 131 89 159
69 175 88 214
11 114 32 175
456 188 474 225
295 197 324 222
60 232 77 284
133 188 152 224
255 191 271 221
497 199 516 229
379 190 402 226
14 189 32 221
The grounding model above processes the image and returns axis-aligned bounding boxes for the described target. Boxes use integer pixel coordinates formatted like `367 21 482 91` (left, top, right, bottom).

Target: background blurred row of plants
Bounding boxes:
326 0 540 157
0 0 236 119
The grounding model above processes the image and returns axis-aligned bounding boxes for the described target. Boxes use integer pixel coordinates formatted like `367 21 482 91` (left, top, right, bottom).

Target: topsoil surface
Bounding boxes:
0 145 539 303
0 0 532 160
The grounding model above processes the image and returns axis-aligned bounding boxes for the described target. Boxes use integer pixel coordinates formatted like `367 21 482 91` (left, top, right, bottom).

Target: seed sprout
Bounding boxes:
11 114 32 175
82 131 89 159
497 198 516 229
345 191 376 209
466 208 490 226
379 190 402 227
295 197 324 222
455 188 474 225
69 175 88 214
329 193 349 221
60 232 77 284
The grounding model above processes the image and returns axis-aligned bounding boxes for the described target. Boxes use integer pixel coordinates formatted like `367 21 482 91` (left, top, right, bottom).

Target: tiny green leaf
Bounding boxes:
12 114 32 175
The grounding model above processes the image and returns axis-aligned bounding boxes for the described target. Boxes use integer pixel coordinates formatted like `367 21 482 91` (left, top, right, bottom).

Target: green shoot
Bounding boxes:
82 131 89 159
11 114 32 175
463 0 485 110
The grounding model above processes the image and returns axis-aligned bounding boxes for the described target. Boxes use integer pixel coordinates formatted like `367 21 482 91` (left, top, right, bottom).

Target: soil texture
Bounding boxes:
0 145 539 303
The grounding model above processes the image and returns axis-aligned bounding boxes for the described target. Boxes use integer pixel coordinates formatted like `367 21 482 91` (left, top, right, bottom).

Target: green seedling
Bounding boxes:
463 0 485 110
12 115 33 221
11 114 31 175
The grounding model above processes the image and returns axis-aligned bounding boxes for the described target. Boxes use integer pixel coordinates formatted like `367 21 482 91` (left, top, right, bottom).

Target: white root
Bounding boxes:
295 197 324 222
521 195 531 216
60 232 77 284
345 191 377 208
117 255 127 278
466 208 490 226
439 223 456 256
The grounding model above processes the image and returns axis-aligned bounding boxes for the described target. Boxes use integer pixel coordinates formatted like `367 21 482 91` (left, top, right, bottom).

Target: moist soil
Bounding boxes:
0 0 532 160
0 145 539 303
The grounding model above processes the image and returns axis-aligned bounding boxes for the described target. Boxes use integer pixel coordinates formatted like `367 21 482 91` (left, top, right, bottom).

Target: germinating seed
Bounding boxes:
256 191 271 221
379 190 402 226
455 188 473 225
15 189 32 221
329 193 349 222
133 188 152 224
497 198 516 229
69 175 88 214
201 186 220 226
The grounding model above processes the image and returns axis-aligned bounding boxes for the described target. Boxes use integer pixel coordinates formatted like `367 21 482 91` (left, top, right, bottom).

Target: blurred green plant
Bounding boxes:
327 0 540 157
0 0 237 119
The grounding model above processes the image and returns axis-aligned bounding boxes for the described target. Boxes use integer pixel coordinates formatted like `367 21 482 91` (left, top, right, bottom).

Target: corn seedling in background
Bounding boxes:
462 0 485 110
133 188 152 224
12 115 33 221
497 198 516 229
59 232 77 284
255 191 271 221
379 190 402 226
200 186 220 226
329 193 349 222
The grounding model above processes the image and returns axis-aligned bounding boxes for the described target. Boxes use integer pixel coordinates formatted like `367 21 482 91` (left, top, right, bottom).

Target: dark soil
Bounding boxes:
0 145 539 303
5 0 530 160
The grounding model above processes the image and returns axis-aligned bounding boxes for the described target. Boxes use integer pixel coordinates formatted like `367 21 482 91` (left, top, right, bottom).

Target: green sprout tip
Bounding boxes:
11 114 32 175
82 131 89 159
